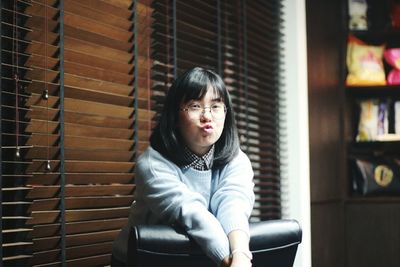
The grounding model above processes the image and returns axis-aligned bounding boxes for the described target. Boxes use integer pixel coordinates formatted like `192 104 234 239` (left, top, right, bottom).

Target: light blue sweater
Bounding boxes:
113 146 255 264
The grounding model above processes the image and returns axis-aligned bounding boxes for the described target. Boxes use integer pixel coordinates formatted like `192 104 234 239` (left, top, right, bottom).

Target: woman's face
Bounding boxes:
178 86 226 156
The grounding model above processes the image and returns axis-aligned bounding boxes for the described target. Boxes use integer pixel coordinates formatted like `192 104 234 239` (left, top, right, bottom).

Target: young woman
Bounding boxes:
112 67 255 267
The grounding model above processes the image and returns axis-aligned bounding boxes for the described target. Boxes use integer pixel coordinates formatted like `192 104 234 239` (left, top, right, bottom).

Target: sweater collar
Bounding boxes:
182 145 214 171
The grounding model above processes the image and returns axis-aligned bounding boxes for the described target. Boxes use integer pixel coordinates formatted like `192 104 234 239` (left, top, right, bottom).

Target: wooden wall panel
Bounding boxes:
346 203 400 267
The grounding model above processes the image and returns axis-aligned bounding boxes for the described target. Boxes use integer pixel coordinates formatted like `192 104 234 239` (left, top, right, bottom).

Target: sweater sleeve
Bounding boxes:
210 150 255 237
135 149 230 264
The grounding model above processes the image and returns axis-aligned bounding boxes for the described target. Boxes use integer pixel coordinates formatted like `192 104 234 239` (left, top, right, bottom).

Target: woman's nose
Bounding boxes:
200 108 212 121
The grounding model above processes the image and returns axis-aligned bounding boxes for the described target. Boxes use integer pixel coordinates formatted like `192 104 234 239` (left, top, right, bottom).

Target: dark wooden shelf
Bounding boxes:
350 29 400 45
349 140 400 150
345 196 400 204
348 142 400 158
346 85 400 97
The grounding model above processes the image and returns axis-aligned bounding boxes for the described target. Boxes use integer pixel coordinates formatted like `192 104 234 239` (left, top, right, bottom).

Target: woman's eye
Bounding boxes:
212 103 223 110
189 103 201 109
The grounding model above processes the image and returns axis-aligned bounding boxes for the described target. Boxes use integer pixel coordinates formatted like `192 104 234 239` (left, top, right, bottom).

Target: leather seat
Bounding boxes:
125 219 302 267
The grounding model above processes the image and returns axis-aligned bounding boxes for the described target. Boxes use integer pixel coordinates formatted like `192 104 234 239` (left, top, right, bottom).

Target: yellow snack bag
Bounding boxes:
346 37 386 86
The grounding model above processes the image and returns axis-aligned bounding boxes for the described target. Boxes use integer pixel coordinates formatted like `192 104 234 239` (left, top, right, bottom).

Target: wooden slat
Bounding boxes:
66 229 120 246
65 1 132 30
64 49 133 74
65 218 128 235
28 196 133 211
25 186 59 199
65 253 111 267
64 61 133 85
64 85 134 107
25 119 58 134
64 123 134 139
25 80 59 96
32 236 59 252
25 172 133 186
25 185 134 199
66 242 112 260
64 149 134 162
63 110 133 129
64 185 135 197
76 0 132 19
30 218 128 238
25 54 59 70
64 36 132 63
25 67 59 84
25 27 59 45
26 94 59 109
33 230 119 252
26 134 59 147
64 161 135 173
27 206 130 225
65 208 130 223
24 1 59 18
30 249 59 265
63 136 134 150
64 13 132 43
25 41 59 58
65 173 134 184
64 73 132 97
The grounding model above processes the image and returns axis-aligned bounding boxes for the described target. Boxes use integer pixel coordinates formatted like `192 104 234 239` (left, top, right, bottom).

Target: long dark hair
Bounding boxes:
150 67 239 168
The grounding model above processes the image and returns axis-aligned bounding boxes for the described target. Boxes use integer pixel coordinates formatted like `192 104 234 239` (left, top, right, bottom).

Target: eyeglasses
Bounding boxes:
180 103 227 120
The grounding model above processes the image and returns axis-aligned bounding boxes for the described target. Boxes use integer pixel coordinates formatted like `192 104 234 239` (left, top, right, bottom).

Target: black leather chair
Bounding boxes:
126 219 302 267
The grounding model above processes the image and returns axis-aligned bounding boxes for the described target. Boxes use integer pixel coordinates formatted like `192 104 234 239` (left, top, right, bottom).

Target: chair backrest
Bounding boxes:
127 219 302 267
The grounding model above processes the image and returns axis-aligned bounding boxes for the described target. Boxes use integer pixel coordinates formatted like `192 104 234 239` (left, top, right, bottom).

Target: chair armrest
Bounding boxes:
127 219 302 267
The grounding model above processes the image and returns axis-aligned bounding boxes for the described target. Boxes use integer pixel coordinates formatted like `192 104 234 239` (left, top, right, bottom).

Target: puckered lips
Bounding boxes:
200 124 214 134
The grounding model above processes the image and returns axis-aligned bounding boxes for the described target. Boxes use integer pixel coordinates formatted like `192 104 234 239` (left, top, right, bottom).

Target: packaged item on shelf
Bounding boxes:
346 35 386 86
356 99 388 141
384 48 400 85
396 101 400 134
352 158 400 195
390 0 400 28
348 0 368 30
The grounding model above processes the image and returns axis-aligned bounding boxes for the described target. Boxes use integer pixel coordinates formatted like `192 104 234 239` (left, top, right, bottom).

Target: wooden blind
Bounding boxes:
151 0 284 221
1 0 282 265
221 0 284 220
1 0 153 265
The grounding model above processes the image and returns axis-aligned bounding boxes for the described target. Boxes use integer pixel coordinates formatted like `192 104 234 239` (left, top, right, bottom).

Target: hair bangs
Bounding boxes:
181 70 225 103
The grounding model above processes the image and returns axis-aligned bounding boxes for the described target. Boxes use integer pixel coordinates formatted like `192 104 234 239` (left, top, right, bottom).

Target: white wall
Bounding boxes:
281 0 312 266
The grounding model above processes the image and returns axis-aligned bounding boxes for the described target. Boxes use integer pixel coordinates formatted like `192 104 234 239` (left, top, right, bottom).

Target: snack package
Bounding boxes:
353 158 400 195
384 48 400 85
356 99 389 141
346 35 386 86
349 0 368 30
396 101 400 134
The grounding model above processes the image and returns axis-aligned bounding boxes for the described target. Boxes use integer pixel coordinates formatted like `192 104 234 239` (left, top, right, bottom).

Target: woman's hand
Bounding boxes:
220 255 231 267
230 252 252 267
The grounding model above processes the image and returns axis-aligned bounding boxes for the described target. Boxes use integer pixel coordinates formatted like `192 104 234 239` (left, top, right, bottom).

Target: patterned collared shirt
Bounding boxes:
182 145 214 171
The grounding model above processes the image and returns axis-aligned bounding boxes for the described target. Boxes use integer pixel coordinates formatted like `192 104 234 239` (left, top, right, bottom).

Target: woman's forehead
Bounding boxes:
188 85 222 100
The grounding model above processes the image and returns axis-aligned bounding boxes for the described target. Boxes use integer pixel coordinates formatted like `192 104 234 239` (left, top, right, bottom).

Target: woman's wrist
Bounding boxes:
231 249 253 261
230 250 252 267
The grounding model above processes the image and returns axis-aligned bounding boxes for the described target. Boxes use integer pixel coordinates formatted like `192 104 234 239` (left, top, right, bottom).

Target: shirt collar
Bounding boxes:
182 145 214 171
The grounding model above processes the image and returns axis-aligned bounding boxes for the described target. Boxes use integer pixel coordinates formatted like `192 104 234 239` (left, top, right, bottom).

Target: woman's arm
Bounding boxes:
210 150 255 266
228 230 252 267
220 230 252 267
135 149 230 264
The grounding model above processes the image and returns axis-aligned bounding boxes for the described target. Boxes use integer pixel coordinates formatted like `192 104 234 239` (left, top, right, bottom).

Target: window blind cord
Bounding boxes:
44 0 51 171
146 6 151 135
13 0 20 158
